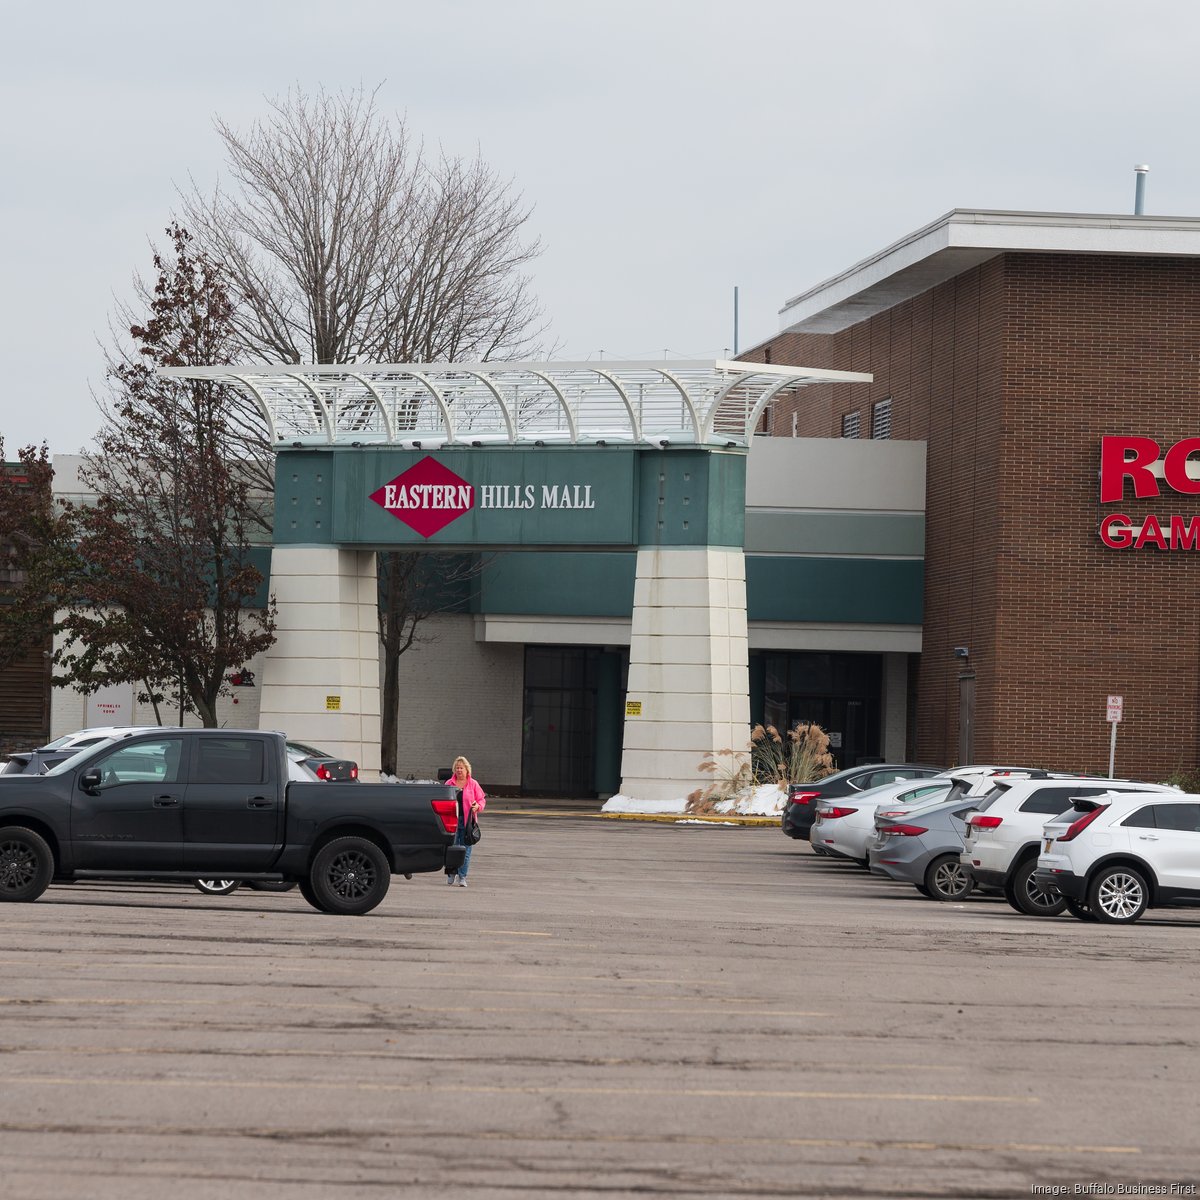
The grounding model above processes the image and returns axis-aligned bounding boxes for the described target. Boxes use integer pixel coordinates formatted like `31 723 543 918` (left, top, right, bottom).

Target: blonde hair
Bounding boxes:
452 756 472 777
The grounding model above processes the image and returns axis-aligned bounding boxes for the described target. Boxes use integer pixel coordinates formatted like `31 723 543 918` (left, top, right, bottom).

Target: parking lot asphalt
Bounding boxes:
1 816 1198 1198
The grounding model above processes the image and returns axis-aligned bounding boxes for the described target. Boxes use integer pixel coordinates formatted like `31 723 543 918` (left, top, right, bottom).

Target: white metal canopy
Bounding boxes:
160 360 872 449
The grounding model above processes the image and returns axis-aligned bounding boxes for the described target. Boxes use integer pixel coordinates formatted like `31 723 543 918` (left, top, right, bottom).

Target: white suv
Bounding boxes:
961 778 1177 916
1034 792 1200 923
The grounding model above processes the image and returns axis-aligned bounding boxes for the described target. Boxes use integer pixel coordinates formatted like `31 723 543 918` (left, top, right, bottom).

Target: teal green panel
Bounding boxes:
749 653 766 727
244 547 272 609
594 651 623 794
275 447 639 547
636 449 746 548
275 451 335 544
746 557 924 624
745 511 925 556
479 552 636 617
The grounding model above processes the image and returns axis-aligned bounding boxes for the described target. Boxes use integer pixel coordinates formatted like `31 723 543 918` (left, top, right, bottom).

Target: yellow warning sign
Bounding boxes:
625 700 643 717
325 695 341 711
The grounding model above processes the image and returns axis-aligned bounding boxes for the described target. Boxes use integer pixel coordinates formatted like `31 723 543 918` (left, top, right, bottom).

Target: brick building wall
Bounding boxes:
755 252 1200 780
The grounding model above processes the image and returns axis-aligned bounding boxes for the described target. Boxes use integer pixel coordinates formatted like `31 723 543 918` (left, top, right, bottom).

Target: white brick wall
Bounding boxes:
51 641 267 739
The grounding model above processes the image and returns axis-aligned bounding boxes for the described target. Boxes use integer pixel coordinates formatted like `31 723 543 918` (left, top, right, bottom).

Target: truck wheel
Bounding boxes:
308 837 390 915
1010 857 1067 917
298 877 322 910
193 879 241 895
0 826 54 902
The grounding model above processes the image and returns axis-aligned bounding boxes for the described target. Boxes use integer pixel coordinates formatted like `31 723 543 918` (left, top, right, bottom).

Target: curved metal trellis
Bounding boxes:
160 360 872 448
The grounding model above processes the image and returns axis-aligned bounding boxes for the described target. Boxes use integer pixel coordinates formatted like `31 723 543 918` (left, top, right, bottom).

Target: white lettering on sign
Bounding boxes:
1106 694 1124 723
479 484 537 509
473 483 596 510
541 484 595 509
381 483 473 510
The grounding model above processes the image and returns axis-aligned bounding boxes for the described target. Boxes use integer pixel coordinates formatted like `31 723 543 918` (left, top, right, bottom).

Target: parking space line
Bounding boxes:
0 995 825 1017
1 1075 1039 1103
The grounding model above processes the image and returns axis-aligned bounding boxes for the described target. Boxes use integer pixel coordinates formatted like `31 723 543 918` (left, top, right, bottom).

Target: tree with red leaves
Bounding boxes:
56 225 276 726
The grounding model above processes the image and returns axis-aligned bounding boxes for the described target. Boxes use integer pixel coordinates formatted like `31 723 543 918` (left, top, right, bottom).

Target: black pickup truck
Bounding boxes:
0 729 465 915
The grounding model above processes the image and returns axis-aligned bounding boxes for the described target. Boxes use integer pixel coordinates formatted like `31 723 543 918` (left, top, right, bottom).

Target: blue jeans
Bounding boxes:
453 825 473 879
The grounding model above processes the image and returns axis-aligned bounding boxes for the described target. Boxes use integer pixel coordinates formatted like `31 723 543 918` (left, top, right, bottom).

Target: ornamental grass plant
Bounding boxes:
751 722 837 786
686 722 837 814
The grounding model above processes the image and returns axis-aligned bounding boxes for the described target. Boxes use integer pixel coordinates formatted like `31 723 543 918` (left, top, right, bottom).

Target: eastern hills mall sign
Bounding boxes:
299 445 640 547
369 455 597 539
1099 435 1200 550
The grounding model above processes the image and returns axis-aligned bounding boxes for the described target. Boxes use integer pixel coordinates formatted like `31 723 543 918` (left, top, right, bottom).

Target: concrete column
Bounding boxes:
258 547 381 778
619 547 750 802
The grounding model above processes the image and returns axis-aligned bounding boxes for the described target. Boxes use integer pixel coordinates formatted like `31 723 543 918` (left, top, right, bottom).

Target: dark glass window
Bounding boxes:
1122 806 1157 829
93 739 184 786
1020 787 1105 816
1149 804 1200 832
194 738 265 785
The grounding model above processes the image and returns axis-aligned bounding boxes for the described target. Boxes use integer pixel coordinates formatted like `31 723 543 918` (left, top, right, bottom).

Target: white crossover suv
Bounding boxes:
961 778 1177 916
1034 792 1200 923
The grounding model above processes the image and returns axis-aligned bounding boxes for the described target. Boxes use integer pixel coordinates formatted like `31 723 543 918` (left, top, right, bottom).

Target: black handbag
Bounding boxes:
462 812 481 845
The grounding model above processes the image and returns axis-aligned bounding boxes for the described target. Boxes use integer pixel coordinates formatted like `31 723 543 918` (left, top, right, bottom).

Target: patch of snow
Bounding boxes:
602 783 786 817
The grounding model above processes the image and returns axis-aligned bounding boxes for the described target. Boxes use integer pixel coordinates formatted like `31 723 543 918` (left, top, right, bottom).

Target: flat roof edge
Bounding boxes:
778 208 1200 336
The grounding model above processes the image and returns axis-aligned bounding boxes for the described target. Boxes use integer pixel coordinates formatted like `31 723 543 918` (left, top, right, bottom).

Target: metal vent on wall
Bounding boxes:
871 398 892 440
841 411 862 439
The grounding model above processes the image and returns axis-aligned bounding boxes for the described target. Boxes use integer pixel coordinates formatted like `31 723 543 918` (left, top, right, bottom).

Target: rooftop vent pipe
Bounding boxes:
1134 164 1149 215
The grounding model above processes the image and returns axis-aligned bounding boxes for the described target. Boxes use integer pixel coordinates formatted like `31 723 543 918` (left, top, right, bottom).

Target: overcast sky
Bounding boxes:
4 0 1198 453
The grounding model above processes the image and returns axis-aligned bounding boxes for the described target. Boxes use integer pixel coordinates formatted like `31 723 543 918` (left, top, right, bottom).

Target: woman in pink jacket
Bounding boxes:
446 755 486 888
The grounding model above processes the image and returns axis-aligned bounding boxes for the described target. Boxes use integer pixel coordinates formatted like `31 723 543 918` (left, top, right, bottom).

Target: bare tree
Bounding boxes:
181 85 545 366
180 86 547 773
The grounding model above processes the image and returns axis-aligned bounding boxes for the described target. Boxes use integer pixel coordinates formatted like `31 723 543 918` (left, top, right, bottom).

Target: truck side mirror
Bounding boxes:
80 768 102 793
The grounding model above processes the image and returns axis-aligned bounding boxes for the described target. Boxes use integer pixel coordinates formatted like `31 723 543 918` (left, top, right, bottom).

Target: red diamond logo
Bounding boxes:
369 456 475 539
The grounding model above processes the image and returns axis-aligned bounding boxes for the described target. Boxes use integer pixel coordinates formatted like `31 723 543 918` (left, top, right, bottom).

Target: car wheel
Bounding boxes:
1065 898 1096 921
1010 857 1067 917
193 879 241 895
1088 864 1149 924
0 826 54 902
246 881 297 892
308 837 390 915
923 855 974 902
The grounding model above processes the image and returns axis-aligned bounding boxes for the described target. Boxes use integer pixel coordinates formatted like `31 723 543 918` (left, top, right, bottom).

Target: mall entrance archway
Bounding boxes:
163 360 871 798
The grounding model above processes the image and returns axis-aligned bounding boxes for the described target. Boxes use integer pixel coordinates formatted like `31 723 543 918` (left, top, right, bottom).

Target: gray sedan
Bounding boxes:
867 797 978 901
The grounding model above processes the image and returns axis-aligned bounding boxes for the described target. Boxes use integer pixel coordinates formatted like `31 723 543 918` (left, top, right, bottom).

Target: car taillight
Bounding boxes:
316 763 333 781
968 815 1003 829
823 807 858 820
883 824 927 837
790 791 820 806
1057 806 1107 842
431 799 459 833
350 766 358 780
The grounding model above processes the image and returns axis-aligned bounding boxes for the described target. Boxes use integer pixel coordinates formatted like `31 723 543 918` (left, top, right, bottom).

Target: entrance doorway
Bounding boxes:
521 647 600 796
759 651 882 769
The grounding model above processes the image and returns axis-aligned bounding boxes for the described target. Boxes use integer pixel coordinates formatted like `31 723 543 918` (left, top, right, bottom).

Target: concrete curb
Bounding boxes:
484 807 781 826
599 812 781 826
